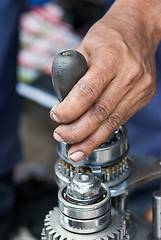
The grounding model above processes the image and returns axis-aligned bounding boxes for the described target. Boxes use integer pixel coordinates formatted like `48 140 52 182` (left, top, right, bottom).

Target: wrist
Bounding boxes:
106 0 161 50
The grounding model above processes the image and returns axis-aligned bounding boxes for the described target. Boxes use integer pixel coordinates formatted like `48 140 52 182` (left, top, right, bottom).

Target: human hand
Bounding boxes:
50 0 161 162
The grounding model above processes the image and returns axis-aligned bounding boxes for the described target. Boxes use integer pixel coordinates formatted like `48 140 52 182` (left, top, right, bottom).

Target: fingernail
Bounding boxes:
69 151 85 162
52 113 62 123
50 105 62 123
54 132 64 142
51 105 57 111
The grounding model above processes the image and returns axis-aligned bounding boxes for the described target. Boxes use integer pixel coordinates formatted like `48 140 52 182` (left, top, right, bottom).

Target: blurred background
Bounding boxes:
6 1 106 240
16 0 106 190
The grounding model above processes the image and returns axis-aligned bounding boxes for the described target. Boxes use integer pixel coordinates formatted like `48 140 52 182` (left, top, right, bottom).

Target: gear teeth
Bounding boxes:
113 230 120 240
117 227 124 240
125 236 130 240
45 225 52 237
41 237 47 240
122 223 126 236
60 236 68 240
41 228 47 240
44 222 50 228
53 232 61 240
42 208 130 240
56 157 132 187
48 230 55 240
45 215 51 223
108 233 116 239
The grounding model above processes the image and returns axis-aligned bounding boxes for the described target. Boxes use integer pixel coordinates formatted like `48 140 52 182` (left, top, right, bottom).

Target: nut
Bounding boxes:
66 173 101 201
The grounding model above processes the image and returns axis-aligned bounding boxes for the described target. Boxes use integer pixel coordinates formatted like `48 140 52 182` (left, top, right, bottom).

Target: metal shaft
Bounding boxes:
152 191 161 239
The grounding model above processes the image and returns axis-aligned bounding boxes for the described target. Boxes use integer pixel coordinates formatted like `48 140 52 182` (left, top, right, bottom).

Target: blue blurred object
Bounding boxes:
28 0 53 6
0 0 21 178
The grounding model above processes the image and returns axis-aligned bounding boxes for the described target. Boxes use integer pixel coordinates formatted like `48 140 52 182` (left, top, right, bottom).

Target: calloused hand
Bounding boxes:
50 0 161 162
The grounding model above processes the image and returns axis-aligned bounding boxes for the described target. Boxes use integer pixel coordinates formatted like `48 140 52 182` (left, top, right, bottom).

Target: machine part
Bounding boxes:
42 49 158 240
42 208 151 240
110 154 161 197
42 207 130 240
112 193 128 213
57 126 128 167
59 209 111 234
55 153 161 198
66 172 102 202
58 173 111 233
55 156 133 188
152 191 161 239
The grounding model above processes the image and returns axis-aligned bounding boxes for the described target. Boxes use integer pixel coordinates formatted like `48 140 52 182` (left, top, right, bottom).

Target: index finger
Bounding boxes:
50 52 117 123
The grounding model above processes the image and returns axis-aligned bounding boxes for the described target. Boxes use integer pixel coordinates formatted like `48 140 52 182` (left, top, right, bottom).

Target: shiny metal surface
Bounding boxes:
57 126 128 167
59 209 111 234
58 193 111 220
42 152 160 239
110 154 161 197
152 191 161 239
42 207 131 239
58 176 110 220
112 193 127 213
58 173 111 233
66 173 101 202
55 157 133 189
42 208 151 240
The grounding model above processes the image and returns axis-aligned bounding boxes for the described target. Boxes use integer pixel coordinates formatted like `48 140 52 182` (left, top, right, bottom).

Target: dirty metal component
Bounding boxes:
58 173 111 233
110 154 161 197
57 126 128 167
42 209 151 240
66 173 102 201
55 124 132 191
55 156 133 189
42 207 133 240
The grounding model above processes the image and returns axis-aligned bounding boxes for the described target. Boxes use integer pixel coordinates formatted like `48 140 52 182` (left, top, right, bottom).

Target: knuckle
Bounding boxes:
105 50 119 71
94 49 119 77
79 82 98 103
100 49 120 76
53 105 71 124
150 86 156 98
66 132 77 144
64 125 78 144
106 114 120 130
145 86 156 104
144 73 155 89
141 73 156 101
130 60 144 77
125 62 144 86
91 104 109 123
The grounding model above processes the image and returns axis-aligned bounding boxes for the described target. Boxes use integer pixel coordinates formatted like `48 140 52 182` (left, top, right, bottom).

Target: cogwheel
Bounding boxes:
41 207 131 240
55 157 133 189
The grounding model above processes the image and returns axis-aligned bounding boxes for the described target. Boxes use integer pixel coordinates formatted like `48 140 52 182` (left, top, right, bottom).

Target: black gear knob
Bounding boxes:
51 50 88 102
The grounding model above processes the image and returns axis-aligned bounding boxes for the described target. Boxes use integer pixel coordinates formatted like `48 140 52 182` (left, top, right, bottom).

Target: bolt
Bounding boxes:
66 173 101 201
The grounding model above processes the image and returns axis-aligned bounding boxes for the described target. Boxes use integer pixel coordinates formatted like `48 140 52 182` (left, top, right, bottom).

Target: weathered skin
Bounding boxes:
50 0 161 162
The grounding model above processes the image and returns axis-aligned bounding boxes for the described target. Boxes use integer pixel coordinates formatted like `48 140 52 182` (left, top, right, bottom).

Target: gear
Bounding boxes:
41 207 131 240
55 157 133 188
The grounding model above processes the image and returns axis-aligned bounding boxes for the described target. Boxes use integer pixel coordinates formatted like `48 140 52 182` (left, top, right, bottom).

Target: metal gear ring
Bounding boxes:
41 207 131 240
55 157 133 188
